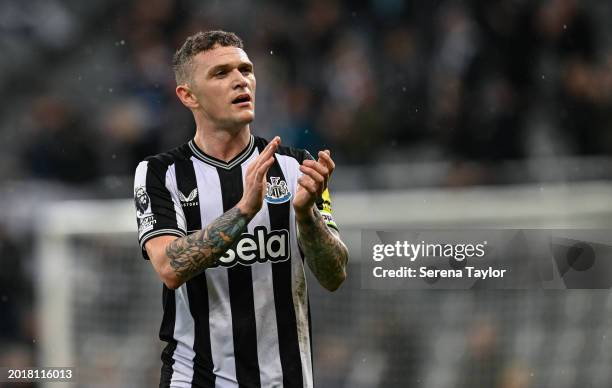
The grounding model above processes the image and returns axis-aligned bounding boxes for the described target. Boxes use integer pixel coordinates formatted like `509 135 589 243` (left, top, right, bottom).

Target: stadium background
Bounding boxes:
1 0 612 387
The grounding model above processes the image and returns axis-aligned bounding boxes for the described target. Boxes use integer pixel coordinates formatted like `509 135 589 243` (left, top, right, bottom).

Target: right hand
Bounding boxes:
237 136 280 218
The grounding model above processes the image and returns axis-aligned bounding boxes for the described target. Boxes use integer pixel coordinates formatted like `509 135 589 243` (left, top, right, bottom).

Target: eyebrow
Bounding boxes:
207 62 253 76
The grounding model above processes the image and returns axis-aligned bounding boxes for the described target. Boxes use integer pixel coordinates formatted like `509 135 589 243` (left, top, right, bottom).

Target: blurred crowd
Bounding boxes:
2 2 612 386
1 0 612 186
0 226 35 388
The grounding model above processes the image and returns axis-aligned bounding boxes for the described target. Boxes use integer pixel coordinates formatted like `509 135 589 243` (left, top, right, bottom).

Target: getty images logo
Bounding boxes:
215 226 290 267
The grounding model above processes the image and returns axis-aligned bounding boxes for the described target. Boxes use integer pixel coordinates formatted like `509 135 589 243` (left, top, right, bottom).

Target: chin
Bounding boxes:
238 111 255 124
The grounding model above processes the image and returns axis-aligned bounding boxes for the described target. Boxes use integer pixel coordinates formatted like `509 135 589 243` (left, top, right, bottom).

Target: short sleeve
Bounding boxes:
134 160 186 259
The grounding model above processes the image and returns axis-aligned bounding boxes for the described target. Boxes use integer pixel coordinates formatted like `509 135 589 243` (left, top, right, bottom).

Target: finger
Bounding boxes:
298 176 318 195
250 136 280 174
260 136 280 160
251 151 273 177
255 155 275 182
302 160 329 188
246 159 258 175
302 159 330 178
298 175 317 196
317 150 335 173
299 165 325 187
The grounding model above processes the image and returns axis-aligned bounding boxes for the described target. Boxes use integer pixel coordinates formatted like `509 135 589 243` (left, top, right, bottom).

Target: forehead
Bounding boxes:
193 45 252 70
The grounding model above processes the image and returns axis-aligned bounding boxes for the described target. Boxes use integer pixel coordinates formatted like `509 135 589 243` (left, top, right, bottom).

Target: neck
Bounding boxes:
193 122 251 162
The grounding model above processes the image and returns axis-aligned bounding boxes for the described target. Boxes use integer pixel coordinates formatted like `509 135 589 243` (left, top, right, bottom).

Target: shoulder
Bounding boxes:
253 136 313 163
139 143 192 173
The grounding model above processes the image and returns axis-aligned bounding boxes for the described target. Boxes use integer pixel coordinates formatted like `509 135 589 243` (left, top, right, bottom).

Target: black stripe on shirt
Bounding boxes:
175 159 202 232
265 145 304 388
217 166 261 388
140 158 183 258
176 159 216 387
186 278 216 388
159 286 177 388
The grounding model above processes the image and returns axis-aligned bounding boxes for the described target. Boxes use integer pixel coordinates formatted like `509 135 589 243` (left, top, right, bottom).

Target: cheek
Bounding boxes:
198 87 225 110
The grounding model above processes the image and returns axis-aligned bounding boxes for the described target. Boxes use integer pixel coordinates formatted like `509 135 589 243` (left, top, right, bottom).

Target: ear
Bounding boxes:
176 84 199 109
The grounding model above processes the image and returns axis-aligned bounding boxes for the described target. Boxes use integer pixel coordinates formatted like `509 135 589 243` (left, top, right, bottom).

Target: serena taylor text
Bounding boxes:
373 266 507 279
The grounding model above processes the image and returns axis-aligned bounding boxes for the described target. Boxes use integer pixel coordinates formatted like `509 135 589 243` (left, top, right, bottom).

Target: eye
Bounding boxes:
214 70 227 77
240 66 253 75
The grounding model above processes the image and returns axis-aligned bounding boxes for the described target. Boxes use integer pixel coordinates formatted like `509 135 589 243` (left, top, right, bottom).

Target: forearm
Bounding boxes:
297 207 348 291
165 206 251 285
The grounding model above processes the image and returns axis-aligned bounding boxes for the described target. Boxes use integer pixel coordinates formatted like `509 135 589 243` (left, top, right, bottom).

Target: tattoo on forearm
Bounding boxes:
298 207 348 290
165 207 250 283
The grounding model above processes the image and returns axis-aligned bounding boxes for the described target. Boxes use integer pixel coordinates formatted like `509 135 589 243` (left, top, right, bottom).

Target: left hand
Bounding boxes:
293 150 335 218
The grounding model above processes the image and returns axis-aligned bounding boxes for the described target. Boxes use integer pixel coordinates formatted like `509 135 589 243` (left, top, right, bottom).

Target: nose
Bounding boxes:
231 69 248 89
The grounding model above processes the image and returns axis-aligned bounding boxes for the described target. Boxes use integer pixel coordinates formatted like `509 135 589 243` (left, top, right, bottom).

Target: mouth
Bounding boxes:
231 93 252 106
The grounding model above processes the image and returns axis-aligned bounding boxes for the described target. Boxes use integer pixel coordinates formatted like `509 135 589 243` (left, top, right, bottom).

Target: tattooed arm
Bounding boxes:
294 150 348 291
296 207 348 291
154 207 250 288
145 137 281 289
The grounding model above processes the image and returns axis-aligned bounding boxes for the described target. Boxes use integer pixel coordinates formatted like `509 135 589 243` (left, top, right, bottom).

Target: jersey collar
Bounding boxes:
188 135 255 170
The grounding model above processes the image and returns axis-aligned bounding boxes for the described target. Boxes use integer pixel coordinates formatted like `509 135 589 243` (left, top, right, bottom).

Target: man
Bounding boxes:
133 30 348 388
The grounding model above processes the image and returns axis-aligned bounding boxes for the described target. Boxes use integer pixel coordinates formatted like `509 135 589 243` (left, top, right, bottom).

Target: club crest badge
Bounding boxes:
265 177 292 204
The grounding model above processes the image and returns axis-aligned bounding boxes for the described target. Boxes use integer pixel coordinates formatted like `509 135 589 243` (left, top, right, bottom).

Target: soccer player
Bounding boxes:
133 30 348 388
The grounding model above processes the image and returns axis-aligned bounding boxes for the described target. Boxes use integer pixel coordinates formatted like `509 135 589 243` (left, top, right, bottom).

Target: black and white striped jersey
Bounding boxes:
133 135 338 388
